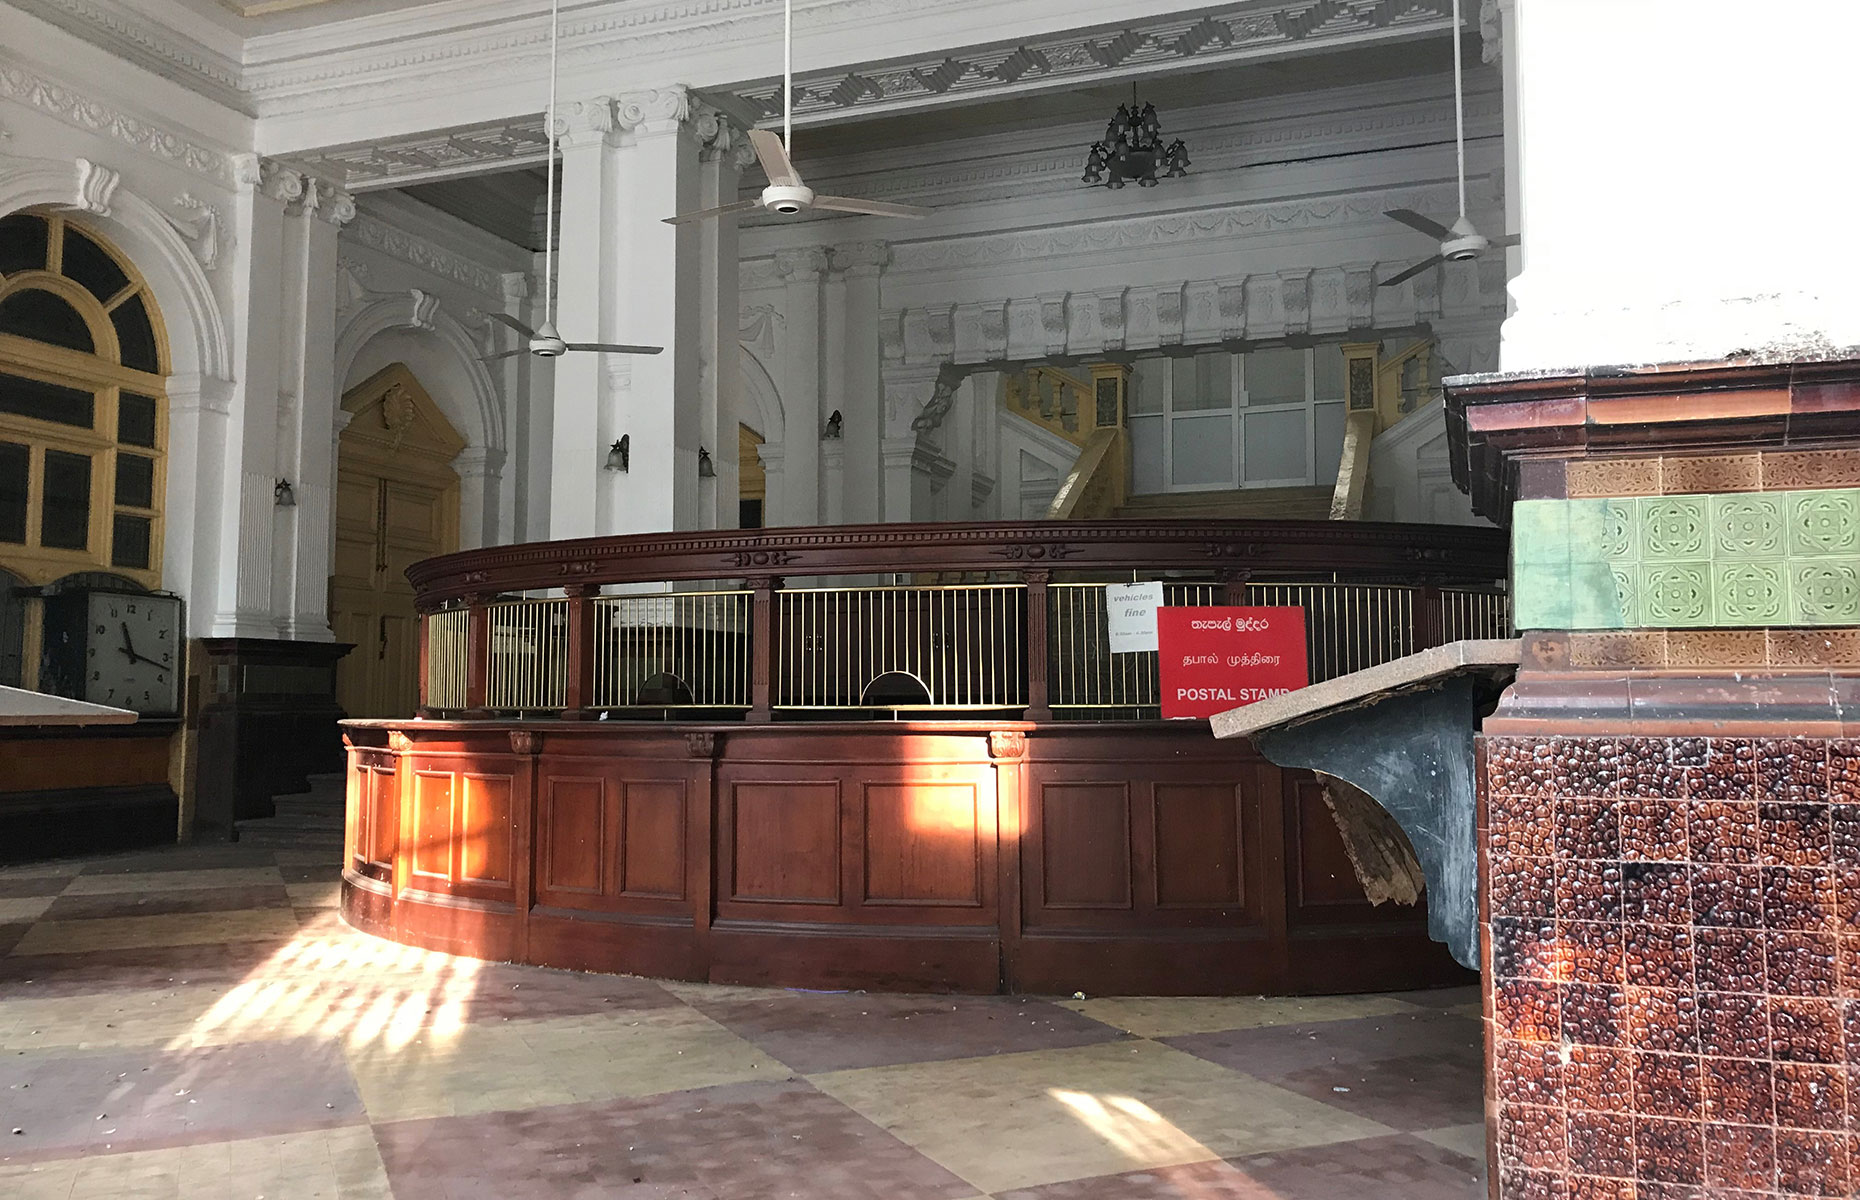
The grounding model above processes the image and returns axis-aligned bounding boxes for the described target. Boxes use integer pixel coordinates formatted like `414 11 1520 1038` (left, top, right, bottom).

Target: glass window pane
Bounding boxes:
60 228 131 305
116 453 155 509
111 514 151 570
0 289 94 352
1243 408 1307 484
1244 348 1306 406
0 214 49 276
111 297 160 373
40 449 91 550
1172 413 1235 488
1315 401 1347 487
1129 358 1164 415
1171 351 1232 413
1129 414 1165 494
119 394 158 447
0 441 27 543
1314 344 1345 398
0 373 95 428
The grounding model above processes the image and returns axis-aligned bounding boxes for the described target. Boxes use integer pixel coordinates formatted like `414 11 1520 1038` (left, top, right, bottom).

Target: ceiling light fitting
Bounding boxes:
697 447 716 479
605 436 630 472
1083 97 1188 189
274 479 295 508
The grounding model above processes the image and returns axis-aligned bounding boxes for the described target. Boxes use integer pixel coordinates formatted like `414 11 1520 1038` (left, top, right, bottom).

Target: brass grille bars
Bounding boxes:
424 607 469 710
592 591 753 709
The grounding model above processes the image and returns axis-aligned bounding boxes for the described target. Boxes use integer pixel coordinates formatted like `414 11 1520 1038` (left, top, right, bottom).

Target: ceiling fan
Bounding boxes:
1378 0 1517 288
483 0 662 362
663 0 931 225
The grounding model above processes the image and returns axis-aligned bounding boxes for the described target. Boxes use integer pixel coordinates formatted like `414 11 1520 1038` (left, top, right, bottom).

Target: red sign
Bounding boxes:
1157 606 1309 719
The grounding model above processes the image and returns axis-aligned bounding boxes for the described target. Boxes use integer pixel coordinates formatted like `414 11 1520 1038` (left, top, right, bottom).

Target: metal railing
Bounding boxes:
592 591 753 709
424 607 470 710
775 583 1027 710
485 598 569 711
1247 582 1419 684
1439 587 1512 643
1051 582 1221 711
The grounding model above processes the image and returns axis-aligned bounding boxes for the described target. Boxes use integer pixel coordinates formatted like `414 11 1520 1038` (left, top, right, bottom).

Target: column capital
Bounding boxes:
691 99 759 169
832 240 891 277
297 176 356 227
236 155 306 205
776 245 832 281
615 86 694 136
561 95 618 147
452 446 506 480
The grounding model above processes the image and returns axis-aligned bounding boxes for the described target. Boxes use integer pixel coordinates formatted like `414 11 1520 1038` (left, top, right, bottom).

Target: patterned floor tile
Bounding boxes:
284 880 341 908
0 1124 392 1200
1163 1009 1484 1083
72 848 276 875
42 885 293 922
374 1078 977 1200
810 1039 1393 1194
681 989 1129 1073
61 867 284 896
1259 1052 1485 1132
0 924 30 957
0 939 311 996
0 1038 365 1161
0 896 55 924
1058 994 1424 1039
0 876 75 898
993 1158 1277 1198
1227 1132 1482 1198
276 863 345 884
9 909 303 956
346 1005 791 1123
1413 1122 1486 1162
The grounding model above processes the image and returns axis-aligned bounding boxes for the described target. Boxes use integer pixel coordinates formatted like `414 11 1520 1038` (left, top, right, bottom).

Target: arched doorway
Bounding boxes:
332 363 462 719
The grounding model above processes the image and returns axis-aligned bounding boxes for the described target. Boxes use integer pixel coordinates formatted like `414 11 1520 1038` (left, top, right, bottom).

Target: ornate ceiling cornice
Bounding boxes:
0 54 237 183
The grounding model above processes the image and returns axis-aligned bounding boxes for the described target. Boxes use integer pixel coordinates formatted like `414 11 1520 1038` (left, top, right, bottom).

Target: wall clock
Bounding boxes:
41 589 185 716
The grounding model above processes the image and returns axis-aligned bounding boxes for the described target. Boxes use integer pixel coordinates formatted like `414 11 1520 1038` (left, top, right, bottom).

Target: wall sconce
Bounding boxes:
273 479 295 507
604 436 629 472
696 446 716 479
823 410 843 439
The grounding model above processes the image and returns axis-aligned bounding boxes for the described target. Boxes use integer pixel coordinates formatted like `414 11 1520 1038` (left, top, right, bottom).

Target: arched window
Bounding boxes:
0 211 167 590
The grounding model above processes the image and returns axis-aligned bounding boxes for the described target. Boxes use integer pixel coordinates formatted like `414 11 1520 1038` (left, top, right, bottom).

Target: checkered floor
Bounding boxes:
0 842 1486 1198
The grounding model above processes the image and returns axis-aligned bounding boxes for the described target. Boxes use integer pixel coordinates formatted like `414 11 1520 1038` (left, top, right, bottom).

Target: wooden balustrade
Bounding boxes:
406 519 1507 721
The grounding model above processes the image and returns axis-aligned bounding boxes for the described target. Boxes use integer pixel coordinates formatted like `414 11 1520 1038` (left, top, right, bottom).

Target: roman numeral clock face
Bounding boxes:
86 592 183 715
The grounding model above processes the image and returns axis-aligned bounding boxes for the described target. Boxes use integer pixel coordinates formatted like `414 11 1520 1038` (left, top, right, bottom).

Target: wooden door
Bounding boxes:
332 364 463 719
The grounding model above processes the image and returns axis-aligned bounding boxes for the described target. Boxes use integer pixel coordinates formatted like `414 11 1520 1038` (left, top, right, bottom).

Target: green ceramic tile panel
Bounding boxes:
1513 486 1860 630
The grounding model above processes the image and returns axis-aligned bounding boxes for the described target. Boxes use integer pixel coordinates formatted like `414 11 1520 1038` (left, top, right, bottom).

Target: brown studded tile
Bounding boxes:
1559 861 1626 924
1622 799 1689 863
1774 1128 1849 1195
1562 920 1629 986
1687 801 1762 865
1562 798 1625 862
1495 917 1565 982
1624 864 1691 926
1702 1058 1775 1127
1500 1102 1569 1173
1498 816 1560 860
1754 738 1829 805
1690 864 1765 929
1626 987 1699 1055
1565 1044 1633 1115
1562 983 1627 1049
1564 1173 1634 1200
1567 1110 1637 1179
1698 992 1772 1060
1497 978 1562 1044
1560 740 1627 800
1499 1165 1572 1200
1760 804 1832 868
1634 1117 1704 1186
1763 867 1836 931
1766 930 1839 997
1829 740 1860 804
1624 923 1694 991
1842 999 1860 1059
1685 739 1756 803
1695 927 1769 994
1772 996 1844 1063
1632 1052 1703 1121
1838 869 1860 929
1494 854 1560 921
1703 1122 1776 1191
1772 1061 1847 1131
1498 1036 1565 1107
1621 738 1687 800
1490 738 1561 798
1830 808 1860 868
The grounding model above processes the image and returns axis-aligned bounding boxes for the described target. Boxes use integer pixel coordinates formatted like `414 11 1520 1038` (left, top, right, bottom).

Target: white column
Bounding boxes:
832 241 889 525
821 440 846 526
756 442 788 527
881 364 943 522
774 246 829 526
548 97 619 541
695 110 752 530
1499 0 1860 371
452 447 504 550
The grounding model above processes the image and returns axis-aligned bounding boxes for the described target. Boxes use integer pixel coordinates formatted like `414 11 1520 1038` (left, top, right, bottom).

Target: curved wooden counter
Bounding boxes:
341 718 1469 995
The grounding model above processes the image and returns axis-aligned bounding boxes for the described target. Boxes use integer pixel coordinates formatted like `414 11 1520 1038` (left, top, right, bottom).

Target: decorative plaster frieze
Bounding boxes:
10 0 243 106
774 245 831 281
296 119 553 191
343 212 507 298
830 240 891 276
69 157 119 216
0 57 233 183
163 193 229 271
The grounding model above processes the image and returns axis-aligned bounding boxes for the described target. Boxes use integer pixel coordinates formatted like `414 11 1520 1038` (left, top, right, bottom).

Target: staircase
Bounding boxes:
234 773 345 851
1115 486 1334 521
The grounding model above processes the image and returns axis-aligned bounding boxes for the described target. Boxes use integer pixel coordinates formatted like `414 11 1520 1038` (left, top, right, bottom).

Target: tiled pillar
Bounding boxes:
1453 360 1860 1200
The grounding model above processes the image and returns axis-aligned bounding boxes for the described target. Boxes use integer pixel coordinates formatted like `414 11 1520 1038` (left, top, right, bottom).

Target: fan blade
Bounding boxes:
1495 233 1521 247
484 311 537 338
661 200 760 226
811 195 931 219
479 348 531 361
749 129 802 187
1384 208 1456 240
1378 256 1445 288
564 343 665 355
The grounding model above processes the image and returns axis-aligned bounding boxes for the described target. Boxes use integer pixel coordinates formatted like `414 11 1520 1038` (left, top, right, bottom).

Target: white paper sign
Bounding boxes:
1104 582 1164 654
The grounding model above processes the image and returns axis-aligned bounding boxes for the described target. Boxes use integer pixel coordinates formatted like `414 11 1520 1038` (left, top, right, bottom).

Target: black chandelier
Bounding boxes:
1083 97 1189 188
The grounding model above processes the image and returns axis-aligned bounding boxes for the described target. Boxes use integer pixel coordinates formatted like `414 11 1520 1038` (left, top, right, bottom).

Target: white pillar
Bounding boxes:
695 112 751 530
1499 0 1860 371
881 364 943 522
756 442 789 527
775 246 829 526
452 447 504 550
832 241 889 525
